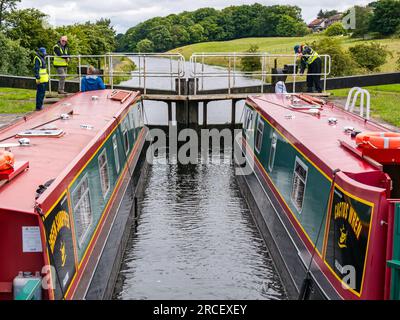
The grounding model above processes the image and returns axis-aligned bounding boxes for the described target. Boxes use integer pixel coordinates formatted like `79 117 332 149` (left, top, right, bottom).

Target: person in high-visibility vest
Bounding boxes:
294 44 322 93
33 47 49 111
53 35 70 94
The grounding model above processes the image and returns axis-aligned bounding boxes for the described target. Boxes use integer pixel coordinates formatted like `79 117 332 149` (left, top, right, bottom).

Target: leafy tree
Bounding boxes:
349 5 374 38
276 15 308 36
136 39 154 52
325 22 347 36
317 9 339 19
311 38 357 76
0 32 30 75
369 0 400 35
241 44 261 72
5 8 57 51
0 0 20 28
349 42 390 71
188 24 205 43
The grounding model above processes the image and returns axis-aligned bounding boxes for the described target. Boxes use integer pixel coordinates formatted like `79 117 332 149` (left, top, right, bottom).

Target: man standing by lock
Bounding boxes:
53 35 70 94
33 47 49 111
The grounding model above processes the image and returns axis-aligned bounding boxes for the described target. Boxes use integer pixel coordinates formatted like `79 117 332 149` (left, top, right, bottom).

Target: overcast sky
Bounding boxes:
20 0 371 33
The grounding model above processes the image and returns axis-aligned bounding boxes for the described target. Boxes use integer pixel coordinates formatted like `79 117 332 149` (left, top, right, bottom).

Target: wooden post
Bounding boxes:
231 99 236 127
167 101 172 123
203 101 208 127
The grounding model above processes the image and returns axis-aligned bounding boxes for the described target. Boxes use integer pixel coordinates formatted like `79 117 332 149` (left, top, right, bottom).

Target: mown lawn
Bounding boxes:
329 84 400 127
0 88 36 113
169 35 400 73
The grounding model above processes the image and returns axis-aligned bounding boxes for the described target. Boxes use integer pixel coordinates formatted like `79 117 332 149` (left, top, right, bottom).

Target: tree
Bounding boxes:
369 0 400 35
0 32 30 76
317 9 339 19
276 15 308 36
5 8 56 51
325 22 347 36
348 5 374 38
349 42 390 71
241 44 261 72
188 24 206 43
136 39 154 52
311 38 357 76
0 0 20 28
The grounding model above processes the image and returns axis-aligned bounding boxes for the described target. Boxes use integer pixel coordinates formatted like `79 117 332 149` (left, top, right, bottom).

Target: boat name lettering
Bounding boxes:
334 202 362 240
48 210 70 254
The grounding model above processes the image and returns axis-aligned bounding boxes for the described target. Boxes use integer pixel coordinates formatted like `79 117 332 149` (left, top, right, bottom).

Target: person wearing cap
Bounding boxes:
33 47 49 111
81 65 106 92
294 44 322 93
53 35 70 94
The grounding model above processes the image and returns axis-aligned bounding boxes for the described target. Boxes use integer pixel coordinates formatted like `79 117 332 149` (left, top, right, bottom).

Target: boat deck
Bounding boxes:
0 90 140 213
248 94 390 177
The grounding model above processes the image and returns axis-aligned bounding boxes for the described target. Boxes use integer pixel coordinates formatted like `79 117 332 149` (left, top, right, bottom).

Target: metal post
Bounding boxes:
103 55 107 85
201 55 204 91
194 58 197 96
228 56 231 95
293 54 297 93
323 55 327 92
47 56 52 94
261 54 265 93
138 56 142 87
231 99 236 127
110 55 114 90
143 56 146 95
78 55 82 92
203 101 207 127
233 53 236 88
170 56 173 91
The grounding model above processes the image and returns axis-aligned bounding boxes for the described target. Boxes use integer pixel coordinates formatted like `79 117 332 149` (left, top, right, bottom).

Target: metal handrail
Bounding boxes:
190 53 331 94
45 53 186 95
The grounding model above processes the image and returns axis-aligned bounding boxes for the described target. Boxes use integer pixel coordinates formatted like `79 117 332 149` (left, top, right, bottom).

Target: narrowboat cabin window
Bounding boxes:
268 132 278 172
98 149 110 198
113 135 120 174
291 157 308 213
72 175 93 247
123 128 129 155
255 118 264 153
245 108 253 131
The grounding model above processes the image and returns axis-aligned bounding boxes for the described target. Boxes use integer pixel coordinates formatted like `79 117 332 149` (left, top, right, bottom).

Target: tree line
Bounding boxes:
116 4 309 53
0 0 116 76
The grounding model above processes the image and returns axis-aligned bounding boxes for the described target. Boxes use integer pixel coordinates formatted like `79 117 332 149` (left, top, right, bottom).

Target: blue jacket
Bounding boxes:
81 76 106 92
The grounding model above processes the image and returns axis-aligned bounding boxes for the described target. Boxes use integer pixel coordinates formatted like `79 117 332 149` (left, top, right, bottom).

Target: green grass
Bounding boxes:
0 88 36 113
329 84 400 127
169 35 400 73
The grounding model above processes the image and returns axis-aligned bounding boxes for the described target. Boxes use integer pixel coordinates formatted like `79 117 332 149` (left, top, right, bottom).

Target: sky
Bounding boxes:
20 0 372 33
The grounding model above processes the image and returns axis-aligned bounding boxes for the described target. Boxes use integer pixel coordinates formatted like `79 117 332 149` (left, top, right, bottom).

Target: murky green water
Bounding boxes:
113 149 286 300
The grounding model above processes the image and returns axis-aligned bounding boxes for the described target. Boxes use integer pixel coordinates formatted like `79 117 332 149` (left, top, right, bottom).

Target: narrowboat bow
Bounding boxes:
237 93 400 300
0 89 148 300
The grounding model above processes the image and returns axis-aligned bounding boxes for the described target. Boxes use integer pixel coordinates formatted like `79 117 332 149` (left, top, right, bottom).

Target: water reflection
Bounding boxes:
113 150 286 300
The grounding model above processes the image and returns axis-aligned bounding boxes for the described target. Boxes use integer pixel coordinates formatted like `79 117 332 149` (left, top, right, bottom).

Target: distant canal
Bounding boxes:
113 148 286 300
113 57 286 300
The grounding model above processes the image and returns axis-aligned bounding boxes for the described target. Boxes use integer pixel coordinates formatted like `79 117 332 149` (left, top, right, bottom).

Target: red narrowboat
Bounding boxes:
0 89 148 300
237 92 400 300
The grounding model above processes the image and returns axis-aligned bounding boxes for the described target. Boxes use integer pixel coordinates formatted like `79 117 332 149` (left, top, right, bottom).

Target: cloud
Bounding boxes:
20 0 371 33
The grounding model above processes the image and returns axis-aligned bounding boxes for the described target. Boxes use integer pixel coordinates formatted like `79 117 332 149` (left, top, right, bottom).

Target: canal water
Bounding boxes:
113 58 286 300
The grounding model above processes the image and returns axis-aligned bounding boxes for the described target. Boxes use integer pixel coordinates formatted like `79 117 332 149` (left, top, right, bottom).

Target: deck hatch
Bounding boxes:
291 156 308 213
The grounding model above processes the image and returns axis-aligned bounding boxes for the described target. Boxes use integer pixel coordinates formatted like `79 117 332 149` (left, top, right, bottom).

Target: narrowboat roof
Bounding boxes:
0 89 140 213
247 94 390 179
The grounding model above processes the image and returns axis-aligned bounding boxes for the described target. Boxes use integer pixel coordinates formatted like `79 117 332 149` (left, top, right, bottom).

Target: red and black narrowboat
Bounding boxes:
237 93 400 300
0 89 148 300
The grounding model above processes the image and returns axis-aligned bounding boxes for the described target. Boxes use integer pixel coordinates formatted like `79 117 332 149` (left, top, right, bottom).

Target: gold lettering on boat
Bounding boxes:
334 202 363 240
48 210 71 254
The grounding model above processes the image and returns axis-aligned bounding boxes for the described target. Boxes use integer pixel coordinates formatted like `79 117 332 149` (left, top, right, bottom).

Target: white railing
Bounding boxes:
345 87 371 120
45 53 186 95
190 53 331 95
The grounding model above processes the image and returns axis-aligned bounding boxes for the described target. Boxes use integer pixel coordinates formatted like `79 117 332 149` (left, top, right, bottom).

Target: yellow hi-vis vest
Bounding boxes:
305 49 319 65
34 56 49 83
53 44 68 67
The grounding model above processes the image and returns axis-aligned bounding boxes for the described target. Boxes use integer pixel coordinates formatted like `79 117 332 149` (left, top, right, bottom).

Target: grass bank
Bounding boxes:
0 88 36 113
329 84 400 127
169 35 400 73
